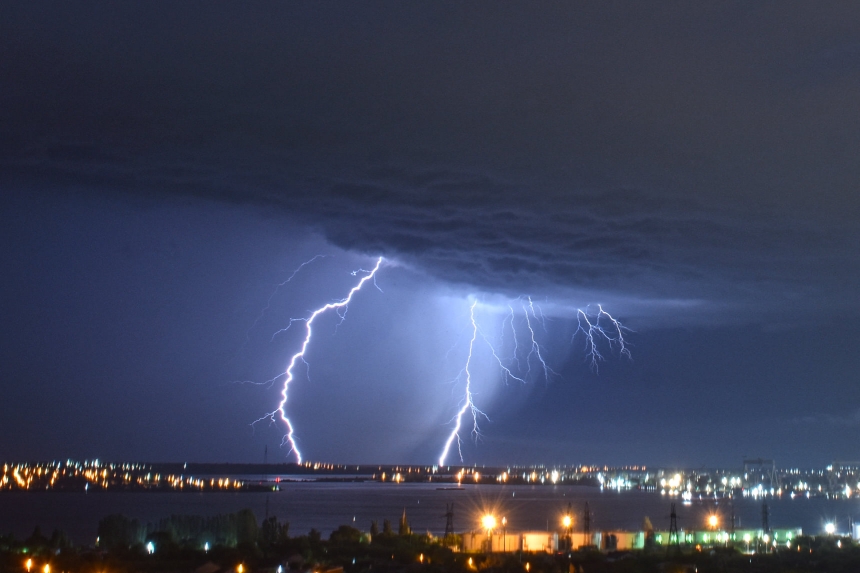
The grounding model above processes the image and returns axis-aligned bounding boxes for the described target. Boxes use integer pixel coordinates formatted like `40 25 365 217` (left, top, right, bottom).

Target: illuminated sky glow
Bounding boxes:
1 3 860 466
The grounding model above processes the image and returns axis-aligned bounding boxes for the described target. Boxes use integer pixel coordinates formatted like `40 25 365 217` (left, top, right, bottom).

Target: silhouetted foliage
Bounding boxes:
97 514 146 550
236 508 258 547
259 516 290 549
329 525 362 545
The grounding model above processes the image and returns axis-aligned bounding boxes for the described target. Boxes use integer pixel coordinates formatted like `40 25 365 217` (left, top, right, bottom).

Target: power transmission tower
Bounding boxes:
444 503 454 538
668 503 680 556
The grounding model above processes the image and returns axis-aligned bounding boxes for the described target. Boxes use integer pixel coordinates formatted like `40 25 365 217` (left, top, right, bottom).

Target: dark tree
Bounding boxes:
236 509 258 547
259 516 290 549
329 525 362 545
399 509 411 536
370 520 379 536
97 514 146 551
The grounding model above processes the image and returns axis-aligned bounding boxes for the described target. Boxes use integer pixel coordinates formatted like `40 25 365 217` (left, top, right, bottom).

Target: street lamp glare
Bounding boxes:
562 515 572 528
482 514 497 531
825 523 836 535
708 515 718 529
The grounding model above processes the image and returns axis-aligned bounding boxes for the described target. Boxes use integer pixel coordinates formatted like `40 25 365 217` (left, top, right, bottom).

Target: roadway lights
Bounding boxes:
825 523 836 535
708 515 719 530
25 559 32 572
562 515 572 528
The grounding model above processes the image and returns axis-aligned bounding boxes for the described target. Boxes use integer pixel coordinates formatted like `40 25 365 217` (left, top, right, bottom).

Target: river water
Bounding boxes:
2 482 858 544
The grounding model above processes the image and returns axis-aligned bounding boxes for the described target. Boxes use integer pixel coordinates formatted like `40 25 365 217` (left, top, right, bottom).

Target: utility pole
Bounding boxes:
583 502 591 539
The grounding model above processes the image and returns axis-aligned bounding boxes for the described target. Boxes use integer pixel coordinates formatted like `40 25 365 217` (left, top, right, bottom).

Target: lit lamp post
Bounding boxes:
24 559 32 573
707 514 720 547
501 517 507 552
482 514 496 553
562 514 573 551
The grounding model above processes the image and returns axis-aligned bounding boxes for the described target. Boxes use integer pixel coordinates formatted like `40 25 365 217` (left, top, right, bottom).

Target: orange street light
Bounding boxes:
482 514 497 532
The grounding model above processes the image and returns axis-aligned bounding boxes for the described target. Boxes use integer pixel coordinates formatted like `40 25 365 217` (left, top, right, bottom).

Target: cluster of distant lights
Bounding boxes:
365 464 648 486
650 469 860 501
0 460 247 492
361 464 860 498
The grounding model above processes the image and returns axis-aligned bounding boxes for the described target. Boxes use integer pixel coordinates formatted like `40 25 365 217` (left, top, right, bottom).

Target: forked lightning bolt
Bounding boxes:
253 256 384 463
439 300 489 467
574 304 631 370
438 299 629 465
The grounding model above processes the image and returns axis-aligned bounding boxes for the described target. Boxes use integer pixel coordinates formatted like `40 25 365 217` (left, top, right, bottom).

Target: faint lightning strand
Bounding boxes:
253 256 384 463
574 304 631 370
247 254 329 337
506 305 523 372
477 325 526 384
522 297 557 381
439 301 489 466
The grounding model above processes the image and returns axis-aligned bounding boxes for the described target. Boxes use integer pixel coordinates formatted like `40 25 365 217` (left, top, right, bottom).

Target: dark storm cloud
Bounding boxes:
3 1 859 321
7 151 855 322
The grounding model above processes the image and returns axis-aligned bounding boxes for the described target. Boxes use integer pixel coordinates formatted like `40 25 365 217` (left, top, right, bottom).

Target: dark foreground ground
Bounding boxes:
1 511 858 573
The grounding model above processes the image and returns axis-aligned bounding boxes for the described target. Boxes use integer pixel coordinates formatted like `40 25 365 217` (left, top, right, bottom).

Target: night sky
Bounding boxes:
2 2 859 468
